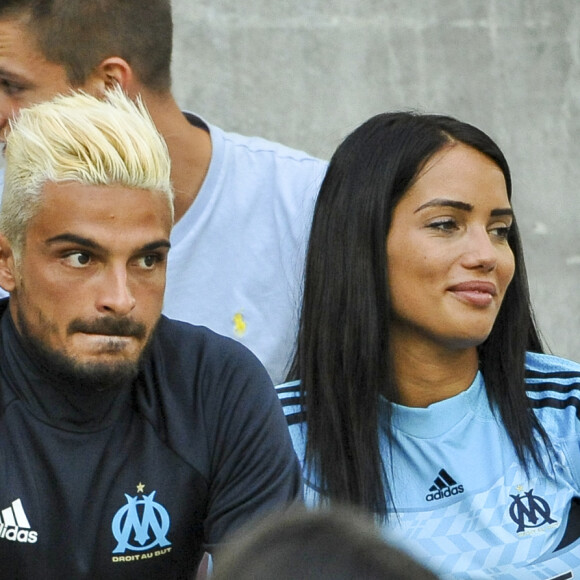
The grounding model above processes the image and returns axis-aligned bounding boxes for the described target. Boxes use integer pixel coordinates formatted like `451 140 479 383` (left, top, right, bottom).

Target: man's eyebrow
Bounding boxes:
46 233 101 249
45 233 171 252
140 240 172 252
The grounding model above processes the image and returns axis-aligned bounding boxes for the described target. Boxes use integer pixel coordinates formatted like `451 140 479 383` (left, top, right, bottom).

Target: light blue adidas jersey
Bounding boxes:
277 352 580 579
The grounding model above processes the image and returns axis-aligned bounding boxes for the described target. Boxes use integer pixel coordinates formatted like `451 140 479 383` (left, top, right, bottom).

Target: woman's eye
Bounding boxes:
490 225 511 240
427 219 458 232
63 252 91 268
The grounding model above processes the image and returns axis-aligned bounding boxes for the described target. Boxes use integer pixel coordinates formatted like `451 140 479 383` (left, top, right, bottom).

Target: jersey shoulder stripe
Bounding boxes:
526 369 580 380
275 381 304 426
275 380 301 406
285 413 305 426
525 353 580 389
525 351 580 376
528 395 580 418
276 385 301 395
525 353 580 422
526 380 580 394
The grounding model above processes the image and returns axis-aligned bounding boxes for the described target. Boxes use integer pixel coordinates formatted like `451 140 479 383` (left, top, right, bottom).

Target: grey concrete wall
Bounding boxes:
171 0 580 361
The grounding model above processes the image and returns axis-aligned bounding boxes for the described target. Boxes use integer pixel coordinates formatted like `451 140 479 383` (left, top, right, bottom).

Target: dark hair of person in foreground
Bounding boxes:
213 506 440 580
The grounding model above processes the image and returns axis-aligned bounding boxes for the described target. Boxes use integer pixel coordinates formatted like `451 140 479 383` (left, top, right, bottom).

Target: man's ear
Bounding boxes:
83 57 136 96
0 234 17 293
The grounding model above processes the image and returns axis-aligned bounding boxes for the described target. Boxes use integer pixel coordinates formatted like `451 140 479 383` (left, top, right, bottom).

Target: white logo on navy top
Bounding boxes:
0 498 38 544
112 489 171 554
425 469 464 502
508 488 557 534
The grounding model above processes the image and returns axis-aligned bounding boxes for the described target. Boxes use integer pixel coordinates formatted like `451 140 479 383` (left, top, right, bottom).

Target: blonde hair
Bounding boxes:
0 87 173 257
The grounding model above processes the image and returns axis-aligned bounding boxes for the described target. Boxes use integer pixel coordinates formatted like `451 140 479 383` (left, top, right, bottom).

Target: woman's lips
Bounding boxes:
448 281 497 307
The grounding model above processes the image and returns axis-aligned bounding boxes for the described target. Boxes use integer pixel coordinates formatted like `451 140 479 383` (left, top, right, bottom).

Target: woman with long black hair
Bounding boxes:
278 112 580 578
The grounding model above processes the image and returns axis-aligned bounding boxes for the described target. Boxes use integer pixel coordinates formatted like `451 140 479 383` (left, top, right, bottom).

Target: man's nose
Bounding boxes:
95 265 136 316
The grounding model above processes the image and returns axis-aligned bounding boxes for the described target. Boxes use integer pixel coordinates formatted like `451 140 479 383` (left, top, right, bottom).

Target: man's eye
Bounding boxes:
136 254 161 269
0 79 25 96
63 252 91 268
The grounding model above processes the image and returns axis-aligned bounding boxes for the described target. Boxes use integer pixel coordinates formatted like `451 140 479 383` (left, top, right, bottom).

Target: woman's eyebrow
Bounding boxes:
414 198 513 217
491 208 514 217
414 198 472 213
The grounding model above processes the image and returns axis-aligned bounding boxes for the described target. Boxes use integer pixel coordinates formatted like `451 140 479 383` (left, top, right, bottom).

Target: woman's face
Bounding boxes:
386 143 515 352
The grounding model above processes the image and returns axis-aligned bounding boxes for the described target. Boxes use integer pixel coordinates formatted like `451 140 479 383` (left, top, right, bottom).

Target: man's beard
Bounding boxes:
16 309 152 392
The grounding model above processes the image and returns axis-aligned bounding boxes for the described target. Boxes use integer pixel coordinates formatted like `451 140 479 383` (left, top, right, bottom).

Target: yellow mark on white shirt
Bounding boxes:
233 312 247 337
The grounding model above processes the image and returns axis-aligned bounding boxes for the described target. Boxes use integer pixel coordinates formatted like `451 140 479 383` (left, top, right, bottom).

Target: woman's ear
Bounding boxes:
0 234 17 293
83 57 136 96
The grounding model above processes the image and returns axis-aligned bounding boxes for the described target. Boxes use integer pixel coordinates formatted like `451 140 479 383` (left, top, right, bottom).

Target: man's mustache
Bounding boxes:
67 317 147 339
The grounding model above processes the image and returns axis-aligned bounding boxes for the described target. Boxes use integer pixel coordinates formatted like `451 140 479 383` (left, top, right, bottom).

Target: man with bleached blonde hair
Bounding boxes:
0 90 301 579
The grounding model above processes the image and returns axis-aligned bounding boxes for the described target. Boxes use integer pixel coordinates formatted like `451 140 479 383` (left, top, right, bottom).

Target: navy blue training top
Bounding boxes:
0 298 301 578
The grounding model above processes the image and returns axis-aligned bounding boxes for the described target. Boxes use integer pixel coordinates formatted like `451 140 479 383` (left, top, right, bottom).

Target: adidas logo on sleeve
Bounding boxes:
425 469 465 502
0 499 38 544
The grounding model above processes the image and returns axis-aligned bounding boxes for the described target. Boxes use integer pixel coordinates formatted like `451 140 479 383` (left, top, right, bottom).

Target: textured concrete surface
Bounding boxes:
171 0 579 360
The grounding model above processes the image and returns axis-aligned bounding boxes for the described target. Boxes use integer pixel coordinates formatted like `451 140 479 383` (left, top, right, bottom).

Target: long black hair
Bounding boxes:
288 112 547 519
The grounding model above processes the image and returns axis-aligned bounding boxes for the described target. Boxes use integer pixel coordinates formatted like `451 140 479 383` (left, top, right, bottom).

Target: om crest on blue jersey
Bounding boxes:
509 488 557 534
112 490 172 553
